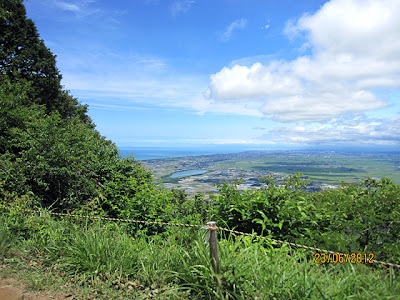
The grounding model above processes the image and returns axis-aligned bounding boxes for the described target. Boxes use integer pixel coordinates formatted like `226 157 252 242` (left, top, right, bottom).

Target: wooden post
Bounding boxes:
207 221 219 273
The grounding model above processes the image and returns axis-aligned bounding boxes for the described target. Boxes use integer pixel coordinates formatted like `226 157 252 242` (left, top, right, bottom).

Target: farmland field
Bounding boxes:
142 151 400 194
212 151 400 184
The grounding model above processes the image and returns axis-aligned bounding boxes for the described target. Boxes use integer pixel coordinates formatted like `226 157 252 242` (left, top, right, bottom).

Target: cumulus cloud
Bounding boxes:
209 63 303 100
207 0 400 122
260 90 384 122
170 0 195 16
220 18 247 41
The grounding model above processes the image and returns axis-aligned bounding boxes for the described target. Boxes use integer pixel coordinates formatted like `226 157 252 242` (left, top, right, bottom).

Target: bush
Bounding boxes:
210 175 400 266
210 174 321 240
312 178 400 264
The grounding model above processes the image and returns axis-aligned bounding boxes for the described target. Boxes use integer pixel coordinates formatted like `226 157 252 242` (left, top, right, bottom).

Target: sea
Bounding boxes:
118 145 399 161
118 146 269 161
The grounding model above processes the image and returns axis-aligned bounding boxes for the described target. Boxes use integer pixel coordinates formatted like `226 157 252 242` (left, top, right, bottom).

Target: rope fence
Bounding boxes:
20 209 204 229
2 207 400 271
217 227 400 269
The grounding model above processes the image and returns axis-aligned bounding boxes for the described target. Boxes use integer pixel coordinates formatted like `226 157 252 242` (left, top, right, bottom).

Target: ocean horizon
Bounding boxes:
118 145 400 161
118 146 257 160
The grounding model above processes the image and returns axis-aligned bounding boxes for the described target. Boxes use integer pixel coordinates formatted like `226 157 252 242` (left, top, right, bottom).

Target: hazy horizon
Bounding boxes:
119 145 400 161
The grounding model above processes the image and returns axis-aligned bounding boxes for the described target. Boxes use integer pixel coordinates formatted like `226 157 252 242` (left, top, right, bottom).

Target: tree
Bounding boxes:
0 0 163 222
0 0 90 124
0 76 155 211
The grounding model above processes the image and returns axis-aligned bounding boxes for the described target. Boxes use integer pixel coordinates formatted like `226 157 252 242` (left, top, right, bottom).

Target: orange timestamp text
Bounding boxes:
314 253 374 264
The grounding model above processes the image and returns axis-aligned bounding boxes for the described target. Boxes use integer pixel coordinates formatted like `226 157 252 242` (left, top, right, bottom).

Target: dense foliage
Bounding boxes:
0 0 157 215
210 175 400 265
0 0 90 122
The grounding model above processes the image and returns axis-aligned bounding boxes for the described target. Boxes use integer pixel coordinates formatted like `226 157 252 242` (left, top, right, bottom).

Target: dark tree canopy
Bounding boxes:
0 0 90 123
0 0 157 215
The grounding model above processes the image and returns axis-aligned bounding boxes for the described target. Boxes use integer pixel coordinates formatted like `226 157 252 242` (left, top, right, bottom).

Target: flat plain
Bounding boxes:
142 150 400 194
212 151 400 184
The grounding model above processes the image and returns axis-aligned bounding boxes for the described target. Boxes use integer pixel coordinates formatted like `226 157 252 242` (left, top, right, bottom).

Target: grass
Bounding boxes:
56 223 138 276
0 221 15 257
1 212 400 299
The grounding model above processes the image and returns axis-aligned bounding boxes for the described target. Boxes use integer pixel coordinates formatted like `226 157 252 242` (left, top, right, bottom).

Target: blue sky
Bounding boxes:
25 0 400 149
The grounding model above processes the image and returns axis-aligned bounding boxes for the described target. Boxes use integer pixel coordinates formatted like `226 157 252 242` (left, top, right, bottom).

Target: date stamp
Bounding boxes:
314 253 374 264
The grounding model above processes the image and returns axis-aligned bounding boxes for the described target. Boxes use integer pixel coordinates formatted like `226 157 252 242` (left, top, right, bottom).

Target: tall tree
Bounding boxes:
0 0 90 123
1 1 155 213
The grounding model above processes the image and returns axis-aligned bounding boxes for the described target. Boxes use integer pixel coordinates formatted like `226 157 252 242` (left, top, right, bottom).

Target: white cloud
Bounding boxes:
54 1 81 12
58 47 269 117
170 0 195 16
259 115 400 146
84 103 146 111
260 90 384 122
191 96 263 117
220 18 247 41
207 0 400 122
53 0 99 18
57 49 200 109
209 63 303 100
293 0 400 57
182 138 276 145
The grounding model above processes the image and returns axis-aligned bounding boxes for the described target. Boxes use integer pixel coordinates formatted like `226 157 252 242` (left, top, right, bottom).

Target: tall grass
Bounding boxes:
4 212 400 299
0 216 17 257
45 222 138 277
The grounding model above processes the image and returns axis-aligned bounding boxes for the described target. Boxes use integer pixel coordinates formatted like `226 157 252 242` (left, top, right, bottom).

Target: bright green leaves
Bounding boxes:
312 178 400 263
0 78 153 212
211 174 314 238
210 174 400 265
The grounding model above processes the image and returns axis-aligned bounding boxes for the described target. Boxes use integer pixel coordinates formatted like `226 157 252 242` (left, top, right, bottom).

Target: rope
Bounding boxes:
217 227 400 269
20 209 203 229
2 207 399 269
